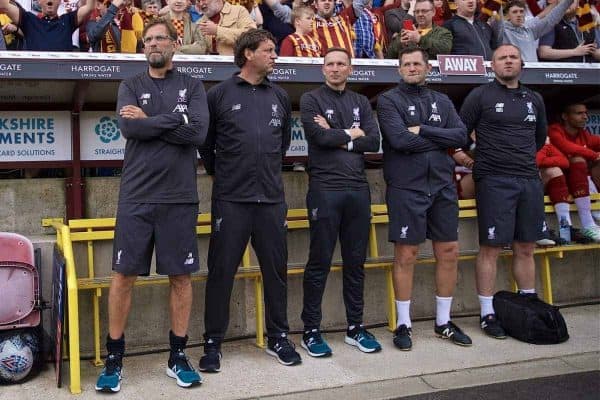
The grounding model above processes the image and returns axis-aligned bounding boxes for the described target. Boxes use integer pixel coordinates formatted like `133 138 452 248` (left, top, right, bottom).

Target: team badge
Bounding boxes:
429 102 441 122
177 89 187 102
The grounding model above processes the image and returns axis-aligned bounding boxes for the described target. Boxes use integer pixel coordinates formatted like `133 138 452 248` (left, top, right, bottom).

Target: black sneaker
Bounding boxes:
571 227 594 244
518 291 539 299
393 324 412 351
199 339 222 373
548 229 567 246
480 314 507 339
536 227 556 246
434 321 473 346
266 335 302 366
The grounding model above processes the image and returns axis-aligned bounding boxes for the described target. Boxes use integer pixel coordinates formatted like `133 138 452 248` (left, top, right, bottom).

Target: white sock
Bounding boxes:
554 202 571 226
478 295 495 317
395 300 411 328
587 178 600 220
435 296 452 326
589 176 598 194
574 196 597 228
519 288 536 294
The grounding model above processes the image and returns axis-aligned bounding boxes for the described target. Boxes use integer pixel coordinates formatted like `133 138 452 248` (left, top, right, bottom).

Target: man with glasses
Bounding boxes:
95 18 209 392
387 0 452 60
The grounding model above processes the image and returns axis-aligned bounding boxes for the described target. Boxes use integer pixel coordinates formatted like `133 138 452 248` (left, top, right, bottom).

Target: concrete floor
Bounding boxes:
2 304 599 400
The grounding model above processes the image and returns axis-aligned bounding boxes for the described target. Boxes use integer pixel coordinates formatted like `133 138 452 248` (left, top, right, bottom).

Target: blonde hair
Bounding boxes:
291 5 314 26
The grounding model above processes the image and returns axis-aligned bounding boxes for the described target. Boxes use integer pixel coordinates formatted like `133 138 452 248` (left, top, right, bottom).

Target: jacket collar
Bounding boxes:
233 73 273 87
168 10 190 22
492 78 523 91
397 80 427 94
221 1 233 16
322 83 346 96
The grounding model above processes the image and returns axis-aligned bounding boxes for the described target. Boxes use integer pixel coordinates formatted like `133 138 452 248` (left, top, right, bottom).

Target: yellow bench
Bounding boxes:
369 194 600 329
42 207 396 394
42 193 600 394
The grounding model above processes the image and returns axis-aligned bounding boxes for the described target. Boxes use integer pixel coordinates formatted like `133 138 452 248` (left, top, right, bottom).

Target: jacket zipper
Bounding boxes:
253 86 262 203
468 20 489 60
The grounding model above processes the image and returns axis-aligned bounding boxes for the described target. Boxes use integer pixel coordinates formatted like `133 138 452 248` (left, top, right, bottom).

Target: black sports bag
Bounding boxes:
493 290 569 344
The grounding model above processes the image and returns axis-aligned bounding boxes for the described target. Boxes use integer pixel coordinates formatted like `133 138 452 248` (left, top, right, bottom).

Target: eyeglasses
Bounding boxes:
142 35 173 44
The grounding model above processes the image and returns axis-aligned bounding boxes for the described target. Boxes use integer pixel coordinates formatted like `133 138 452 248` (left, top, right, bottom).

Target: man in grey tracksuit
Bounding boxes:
96 19 208 392
377 47 470 351
490 0 573 62
198 29 301 372
299 47 381 357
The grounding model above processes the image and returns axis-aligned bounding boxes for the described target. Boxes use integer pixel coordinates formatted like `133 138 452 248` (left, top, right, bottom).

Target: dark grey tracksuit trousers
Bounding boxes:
301 188 371 329
204 199 289 341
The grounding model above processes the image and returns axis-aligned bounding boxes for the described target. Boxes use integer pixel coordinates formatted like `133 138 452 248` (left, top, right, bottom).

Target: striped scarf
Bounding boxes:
171 17 185 42
480 0 504 18
446 0 458 14
101 25 119 53
140 11 158 26
576 0 596 32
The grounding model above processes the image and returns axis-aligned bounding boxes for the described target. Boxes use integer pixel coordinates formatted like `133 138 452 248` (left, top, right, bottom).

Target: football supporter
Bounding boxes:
87 0 137 53
279 5 321 56
0 0 95 51
196 0 256 55
387 0 452 59
165 0 207 53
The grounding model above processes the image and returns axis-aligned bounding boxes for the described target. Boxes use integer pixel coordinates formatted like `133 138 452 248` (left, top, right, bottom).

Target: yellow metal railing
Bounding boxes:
42 219 83 395
41 193 600 394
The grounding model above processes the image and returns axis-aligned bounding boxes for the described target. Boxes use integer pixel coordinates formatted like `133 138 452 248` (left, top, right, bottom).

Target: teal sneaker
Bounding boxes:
344 326 382 353
166 351 203 388
301 329 332 357
95 353 123 393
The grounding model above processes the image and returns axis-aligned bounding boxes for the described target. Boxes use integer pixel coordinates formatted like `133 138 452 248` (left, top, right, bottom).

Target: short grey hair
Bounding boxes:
142 0 161 9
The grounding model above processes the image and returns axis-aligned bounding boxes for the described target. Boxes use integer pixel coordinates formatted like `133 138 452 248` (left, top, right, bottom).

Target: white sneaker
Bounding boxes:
536 238 556 246
581 226 600 243
292 162 306 172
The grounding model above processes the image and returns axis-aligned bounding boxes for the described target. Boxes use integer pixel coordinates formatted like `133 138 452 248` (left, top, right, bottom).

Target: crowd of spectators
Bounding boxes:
1 0 599 60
